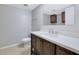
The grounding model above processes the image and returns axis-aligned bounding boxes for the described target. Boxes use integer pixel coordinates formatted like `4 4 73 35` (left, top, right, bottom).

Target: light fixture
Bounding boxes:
24 4 28 7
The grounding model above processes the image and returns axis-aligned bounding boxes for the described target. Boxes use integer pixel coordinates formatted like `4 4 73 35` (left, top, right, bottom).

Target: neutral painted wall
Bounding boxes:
25 10 32 37
0 5 32 47
43 14 51 25
32 5 43 31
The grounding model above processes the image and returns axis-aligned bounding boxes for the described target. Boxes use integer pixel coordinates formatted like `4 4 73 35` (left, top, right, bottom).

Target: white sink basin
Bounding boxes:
38 32 58 38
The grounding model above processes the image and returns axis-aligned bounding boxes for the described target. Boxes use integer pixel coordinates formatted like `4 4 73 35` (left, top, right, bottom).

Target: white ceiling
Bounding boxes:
5 4 73 13
43 4 73 15
6 4 39 10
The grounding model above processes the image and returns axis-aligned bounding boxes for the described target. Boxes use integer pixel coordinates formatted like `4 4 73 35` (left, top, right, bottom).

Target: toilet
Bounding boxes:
18 38 31 48
22 38 31 47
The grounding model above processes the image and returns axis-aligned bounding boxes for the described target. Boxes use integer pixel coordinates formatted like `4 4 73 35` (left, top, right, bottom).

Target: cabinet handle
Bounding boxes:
32 48 35 51
40 39 43 42
58 47 70 54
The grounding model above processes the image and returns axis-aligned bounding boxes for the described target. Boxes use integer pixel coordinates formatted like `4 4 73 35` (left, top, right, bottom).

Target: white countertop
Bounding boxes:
31 31 79 54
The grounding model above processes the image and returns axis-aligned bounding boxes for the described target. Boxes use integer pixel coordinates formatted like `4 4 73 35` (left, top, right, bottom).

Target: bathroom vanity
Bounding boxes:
31 31 79 55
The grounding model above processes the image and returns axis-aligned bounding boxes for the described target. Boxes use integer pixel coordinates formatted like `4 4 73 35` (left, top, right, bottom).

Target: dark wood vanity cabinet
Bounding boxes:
61 12 65 23
31 34 55 55
31 34 78 55
50 15 57 23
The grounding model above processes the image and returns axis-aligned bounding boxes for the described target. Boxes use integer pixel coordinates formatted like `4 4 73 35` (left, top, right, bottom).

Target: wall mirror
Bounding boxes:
43 4 75 25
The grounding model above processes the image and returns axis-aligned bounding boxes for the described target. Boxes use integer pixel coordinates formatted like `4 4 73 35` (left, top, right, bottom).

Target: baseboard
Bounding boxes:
0 43 20 50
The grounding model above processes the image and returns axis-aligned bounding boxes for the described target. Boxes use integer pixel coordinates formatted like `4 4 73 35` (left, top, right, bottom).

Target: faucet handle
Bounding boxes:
49 29 52 33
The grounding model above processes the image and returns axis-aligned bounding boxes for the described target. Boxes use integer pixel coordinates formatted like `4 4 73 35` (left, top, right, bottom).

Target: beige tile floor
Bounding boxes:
0 44 31 55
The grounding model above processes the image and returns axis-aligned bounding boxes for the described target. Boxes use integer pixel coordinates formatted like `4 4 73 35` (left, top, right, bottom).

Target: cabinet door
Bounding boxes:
31 34 36 48
56 45 77 55
50 15 57 23
36 37 43 55
31 34 37 54
42 40 55 55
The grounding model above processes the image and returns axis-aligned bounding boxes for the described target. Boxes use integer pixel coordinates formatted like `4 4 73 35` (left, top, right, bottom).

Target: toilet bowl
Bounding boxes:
19 38 31 48
22 38 31 43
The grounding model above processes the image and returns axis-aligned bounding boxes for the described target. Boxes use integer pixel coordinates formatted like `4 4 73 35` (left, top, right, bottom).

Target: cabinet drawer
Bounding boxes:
56 46 77 55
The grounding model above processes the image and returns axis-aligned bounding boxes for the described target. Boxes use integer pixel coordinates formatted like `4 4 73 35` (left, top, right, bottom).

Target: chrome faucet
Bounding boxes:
49 29 57 35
